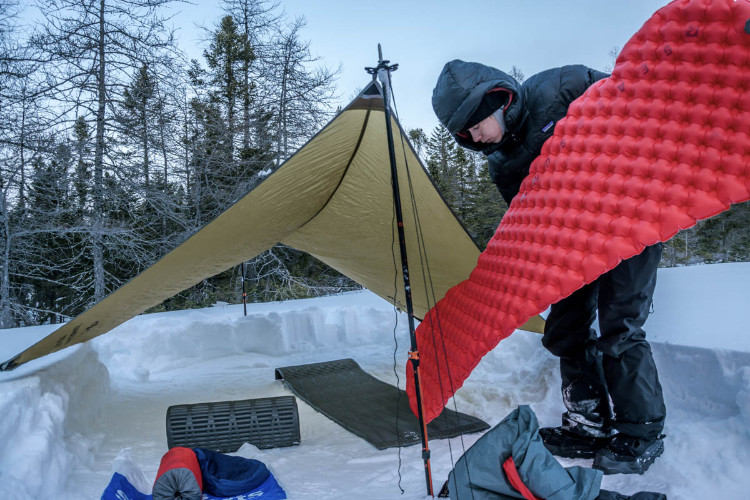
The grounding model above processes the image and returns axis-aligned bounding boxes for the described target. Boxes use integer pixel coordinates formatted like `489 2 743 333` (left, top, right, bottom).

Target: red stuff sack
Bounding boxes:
152 447 203 500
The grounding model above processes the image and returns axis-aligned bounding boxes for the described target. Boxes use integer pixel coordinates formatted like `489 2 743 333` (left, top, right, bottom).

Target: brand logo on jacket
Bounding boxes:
542 121 554 133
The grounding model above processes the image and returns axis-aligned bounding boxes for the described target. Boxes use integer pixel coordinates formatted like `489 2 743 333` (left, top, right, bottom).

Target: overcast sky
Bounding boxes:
168 0 670 134
21 0 670 134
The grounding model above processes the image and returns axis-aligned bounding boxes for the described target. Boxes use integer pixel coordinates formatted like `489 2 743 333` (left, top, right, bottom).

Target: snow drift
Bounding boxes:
0 263 749 499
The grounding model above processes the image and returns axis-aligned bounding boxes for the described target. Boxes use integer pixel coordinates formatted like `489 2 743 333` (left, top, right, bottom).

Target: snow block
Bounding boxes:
408 0 750 422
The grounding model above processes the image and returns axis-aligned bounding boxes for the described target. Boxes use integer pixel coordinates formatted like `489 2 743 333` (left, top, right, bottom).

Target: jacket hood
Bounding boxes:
432 60 524 153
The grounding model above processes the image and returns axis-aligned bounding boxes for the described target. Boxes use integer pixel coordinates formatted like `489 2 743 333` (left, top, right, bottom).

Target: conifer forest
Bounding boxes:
0 0 747 329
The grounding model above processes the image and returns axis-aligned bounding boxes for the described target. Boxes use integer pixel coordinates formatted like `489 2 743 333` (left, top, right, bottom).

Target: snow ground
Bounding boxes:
1 262 749 499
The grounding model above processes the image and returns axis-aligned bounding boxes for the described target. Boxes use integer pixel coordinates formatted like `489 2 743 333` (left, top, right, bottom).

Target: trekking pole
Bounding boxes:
366 44 434 498
241 262 247 316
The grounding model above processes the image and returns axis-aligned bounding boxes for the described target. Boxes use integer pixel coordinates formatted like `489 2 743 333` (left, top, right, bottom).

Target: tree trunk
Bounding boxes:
142 103 149 188
158 95 168 186
93 0 107 302
183 94 191 200
0 187 13 328
158 94 169 233
278 41 290 163
18 90 27 215
241 13 251 154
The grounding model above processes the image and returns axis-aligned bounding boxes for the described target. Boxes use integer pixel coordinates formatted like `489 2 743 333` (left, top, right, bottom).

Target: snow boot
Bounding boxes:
597 489 667 500
539 426 611 459
593 434 664 475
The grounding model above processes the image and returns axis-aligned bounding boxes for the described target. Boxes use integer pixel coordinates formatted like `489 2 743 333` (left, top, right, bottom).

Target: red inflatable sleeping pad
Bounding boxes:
408 0 750 423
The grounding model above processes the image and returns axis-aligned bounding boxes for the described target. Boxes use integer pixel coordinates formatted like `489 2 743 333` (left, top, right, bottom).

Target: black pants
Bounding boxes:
542 244 666 440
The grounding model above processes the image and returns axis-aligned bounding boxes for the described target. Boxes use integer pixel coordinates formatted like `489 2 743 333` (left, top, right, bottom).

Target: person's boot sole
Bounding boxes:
540 428 611 459
543 442 602 459
593 439 664 475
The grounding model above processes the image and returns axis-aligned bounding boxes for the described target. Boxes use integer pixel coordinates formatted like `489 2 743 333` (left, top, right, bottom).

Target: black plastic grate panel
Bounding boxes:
166 395 300 453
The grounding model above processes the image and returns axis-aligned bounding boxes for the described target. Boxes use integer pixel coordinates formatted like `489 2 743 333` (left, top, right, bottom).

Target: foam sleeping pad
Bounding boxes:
275 358 489 449
407 0 750 422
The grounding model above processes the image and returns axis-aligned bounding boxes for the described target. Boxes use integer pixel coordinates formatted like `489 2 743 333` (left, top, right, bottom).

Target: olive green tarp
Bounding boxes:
1 81 544 372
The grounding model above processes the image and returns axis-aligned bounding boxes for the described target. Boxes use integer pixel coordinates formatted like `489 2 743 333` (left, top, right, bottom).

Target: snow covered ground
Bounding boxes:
1 262 749 499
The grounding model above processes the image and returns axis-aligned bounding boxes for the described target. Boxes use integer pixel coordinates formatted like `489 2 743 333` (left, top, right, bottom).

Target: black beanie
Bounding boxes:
465 88 510 130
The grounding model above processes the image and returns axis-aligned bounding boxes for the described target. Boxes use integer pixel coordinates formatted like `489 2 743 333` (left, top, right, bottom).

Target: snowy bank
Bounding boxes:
0 263 749 499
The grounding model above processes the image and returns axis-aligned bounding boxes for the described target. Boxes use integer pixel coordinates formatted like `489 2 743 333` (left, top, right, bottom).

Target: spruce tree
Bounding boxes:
408 128 428 162
426 124 458 206
120 63 156 189
463 158 507 249
424 124 507 249
24 153 78 324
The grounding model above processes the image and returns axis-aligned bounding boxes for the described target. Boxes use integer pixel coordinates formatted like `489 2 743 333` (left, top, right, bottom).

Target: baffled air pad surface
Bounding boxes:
274 358 489 449
408 0 750 422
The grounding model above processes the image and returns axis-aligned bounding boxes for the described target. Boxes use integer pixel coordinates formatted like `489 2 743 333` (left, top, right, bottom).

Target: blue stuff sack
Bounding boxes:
194 448 277 497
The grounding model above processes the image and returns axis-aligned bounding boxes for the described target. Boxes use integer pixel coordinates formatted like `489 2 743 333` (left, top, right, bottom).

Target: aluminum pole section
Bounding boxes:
366 44 434 497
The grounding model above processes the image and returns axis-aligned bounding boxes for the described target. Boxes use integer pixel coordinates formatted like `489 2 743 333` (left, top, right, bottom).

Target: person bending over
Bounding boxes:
432 60 665 475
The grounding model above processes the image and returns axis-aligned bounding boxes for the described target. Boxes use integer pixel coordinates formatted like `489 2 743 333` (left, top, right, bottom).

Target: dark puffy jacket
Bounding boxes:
432 60 608 204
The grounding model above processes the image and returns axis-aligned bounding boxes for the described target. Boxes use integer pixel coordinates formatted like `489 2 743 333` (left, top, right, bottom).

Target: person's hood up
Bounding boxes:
432 60 524 153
